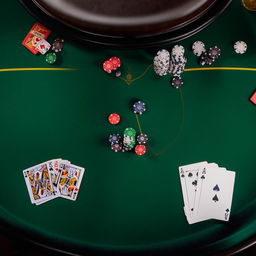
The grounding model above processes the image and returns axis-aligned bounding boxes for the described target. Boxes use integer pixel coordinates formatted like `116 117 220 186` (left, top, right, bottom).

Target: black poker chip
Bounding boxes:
199 51 214 66
208 46 221 60
171 76 183 89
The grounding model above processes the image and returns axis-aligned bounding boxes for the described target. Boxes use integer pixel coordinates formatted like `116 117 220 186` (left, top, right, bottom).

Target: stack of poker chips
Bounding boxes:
109 130 148 155
153 45 187 89
102 57 122 77
108 101 148 155
191 41 221 66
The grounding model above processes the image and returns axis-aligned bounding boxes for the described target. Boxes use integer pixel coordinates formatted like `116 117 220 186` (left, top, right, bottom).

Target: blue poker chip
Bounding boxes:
133 101 146 115
109 134 122 144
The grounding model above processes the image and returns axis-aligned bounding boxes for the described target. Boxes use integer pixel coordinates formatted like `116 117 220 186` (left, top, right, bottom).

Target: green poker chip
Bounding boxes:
45 52 57 64
124 128 136 137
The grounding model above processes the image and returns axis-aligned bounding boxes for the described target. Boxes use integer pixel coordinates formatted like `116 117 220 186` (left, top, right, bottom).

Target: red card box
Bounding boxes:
22 22 51 54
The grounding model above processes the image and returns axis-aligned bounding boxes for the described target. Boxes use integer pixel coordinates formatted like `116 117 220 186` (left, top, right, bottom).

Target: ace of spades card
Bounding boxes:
194 165 236 221
58 162 85 201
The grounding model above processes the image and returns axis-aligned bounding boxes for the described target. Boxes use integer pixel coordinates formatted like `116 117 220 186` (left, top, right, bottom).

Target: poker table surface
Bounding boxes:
0 0 255 255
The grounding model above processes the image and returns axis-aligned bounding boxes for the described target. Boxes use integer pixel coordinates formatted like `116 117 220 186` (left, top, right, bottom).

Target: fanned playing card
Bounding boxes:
179 161 236 224
179 162 208 220
23 161 57 205
194 166 235 221
58 162 85 201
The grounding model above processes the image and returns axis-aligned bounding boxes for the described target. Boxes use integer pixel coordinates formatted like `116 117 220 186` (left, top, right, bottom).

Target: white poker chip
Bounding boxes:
153 55 169 76
234 41 247 54
171 45 185 57
157 49 170 58
192 41 206 56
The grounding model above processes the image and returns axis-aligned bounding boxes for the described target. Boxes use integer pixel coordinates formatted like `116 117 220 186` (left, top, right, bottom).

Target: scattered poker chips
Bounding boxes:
133 101 146 115
108 113 120 125
171 76 184 89
153 45 186 89
45 52 57 64
199 46 221 66
234 41 247 54
107 101 148 156
137 134 148 144
135 145 146 156
51 38 64 53
109 134 122 144
103 57 121 75
192 41 206 57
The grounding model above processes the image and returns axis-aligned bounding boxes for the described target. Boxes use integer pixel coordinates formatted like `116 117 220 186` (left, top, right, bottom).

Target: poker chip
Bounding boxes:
108 113 120 125
122 145 130 152
199 51 214 66
124 128 136 137
103 60 114 73
192 41 206 56
169 45 186 76
109 57 121 69
171 76 184 89
133 101 146 115
208 46 221 60
135 145 146 156
45 52 57 64
171 45 185 57
137 134 148 144
109 134 122 144
115 71 122 77
111 143 122 152
51 38 64 53
234 41 247 54
153 49 170 76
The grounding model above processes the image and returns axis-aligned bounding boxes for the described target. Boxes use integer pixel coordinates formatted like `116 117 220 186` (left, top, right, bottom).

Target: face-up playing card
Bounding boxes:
58 162 85 201
179 161 236 224
47 159 70 197
194 166 235 221
36 39 51 55
179 162 209 219
23 161 57 205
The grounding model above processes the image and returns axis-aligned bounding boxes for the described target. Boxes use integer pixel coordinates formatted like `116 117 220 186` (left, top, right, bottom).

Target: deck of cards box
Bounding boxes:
179 161 236 224
23 159 85 205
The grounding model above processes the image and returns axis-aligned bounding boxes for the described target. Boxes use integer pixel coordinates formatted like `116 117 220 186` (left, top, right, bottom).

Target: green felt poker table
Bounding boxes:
0 0 255 255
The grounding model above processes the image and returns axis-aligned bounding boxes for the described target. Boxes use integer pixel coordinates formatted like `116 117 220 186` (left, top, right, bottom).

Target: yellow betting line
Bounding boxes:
0 68 78 72
185 67 256 72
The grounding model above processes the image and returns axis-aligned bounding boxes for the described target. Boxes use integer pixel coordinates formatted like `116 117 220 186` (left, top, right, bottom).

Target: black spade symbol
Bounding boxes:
226 209 230 212
201 175 205 179
188 172 193 177
212 194 219 202
181 174 185 178
192 180 197 186
213 184 220 192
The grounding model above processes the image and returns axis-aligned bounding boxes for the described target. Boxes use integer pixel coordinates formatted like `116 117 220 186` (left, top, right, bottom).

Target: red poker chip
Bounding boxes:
108 113 120 125
103 60 114 73
109 57 121 69
135 145 146 156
